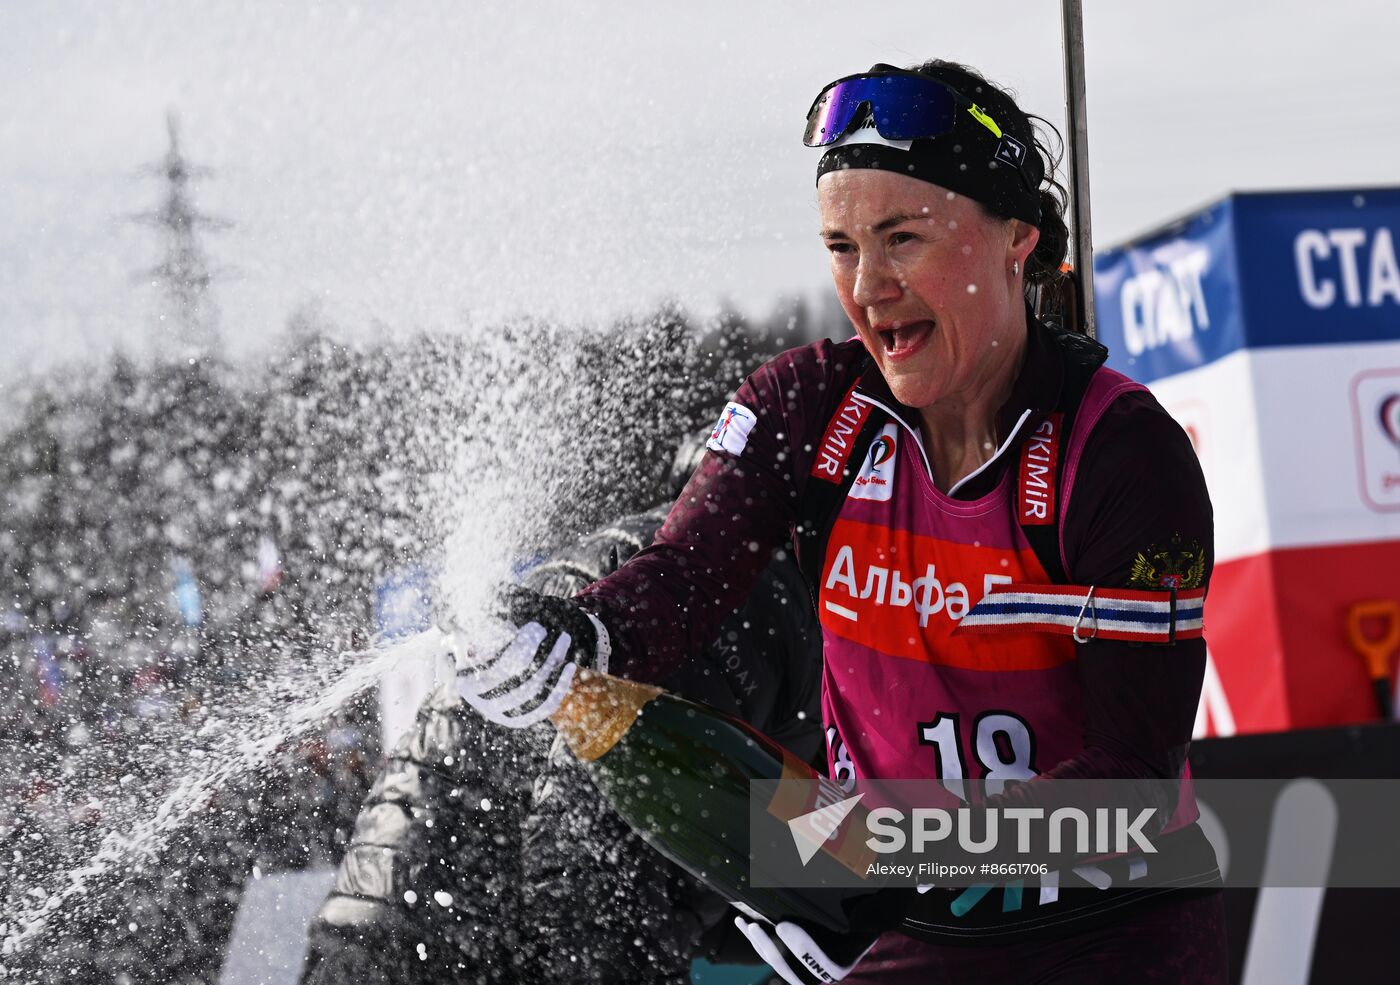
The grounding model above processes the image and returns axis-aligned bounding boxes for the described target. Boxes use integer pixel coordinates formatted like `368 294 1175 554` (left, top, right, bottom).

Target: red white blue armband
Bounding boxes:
955 583 1205 644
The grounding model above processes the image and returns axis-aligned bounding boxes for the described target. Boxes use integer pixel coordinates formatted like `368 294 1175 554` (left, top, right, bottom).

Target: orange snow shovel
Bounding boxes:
1346 600 1400 720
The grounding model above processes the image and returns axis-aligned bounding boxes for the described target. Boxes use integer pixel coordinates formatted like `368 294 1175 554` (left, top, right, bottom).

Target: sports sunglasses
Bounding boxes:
802 71 1005 147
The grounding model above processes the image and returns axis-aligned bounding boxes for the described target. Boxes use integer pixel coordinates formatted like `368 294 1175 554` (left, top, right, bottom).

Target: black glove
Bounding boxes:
456 585 611 728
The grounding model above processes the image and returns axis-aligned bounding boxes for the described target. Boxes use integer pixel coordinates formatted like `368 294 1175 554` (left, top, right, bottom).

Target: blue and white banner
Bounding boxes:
1095 187 1400 384
1231 188 1400 349
1094 197 1244 383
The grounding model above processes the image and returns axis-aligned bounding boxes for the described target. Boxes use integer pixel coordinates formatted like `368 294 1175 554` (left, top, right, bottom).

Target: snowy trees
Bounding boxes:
0 306 788 982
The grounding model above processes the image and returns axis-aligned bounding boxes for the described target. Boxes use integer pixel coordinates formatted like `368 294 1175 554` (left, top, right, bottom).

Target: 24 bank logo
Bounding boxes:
1351 370 1400 511
849 423 899 501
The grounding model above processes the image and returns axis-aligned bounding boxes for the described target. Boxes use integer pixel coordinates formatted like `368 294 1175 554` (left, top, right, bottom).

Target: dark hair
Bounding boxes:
910 59 1069 287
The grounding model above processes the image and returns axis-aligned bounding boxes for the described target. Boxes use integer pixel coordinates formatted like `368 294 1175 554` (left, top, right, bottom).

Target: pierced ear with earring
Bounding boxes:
1012 259 1020 276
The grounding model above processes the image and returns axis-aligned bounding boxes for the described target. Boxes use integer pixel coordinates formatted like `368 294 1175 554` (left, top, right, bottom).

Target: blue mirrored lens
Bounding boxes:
803 74 962 147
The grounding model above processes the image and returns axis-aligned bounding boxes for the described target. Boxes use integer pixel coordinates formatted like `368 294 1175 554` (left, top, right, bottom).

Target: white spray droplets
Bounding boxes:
1 311 763 970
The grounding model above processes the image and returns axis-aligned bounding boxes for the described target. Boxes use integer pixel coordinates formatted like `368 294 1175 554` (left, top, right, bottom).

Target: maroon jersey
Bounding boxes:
577 317 1219 939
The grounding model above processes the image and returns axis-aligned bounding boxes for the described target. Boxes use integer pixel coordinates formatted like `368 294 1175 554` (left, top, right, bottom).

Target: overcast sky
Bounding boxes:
2 0 1396 378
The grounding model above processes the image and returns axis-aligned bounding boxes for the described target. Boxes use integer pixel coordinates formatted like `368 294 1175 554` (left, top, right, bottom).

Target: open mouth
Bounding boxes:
877 320 935 358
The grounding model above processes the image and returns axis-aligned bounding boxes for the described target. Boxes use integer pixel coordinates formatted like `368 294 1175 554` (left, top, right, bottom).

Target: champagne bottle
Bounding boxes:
549 668 903 936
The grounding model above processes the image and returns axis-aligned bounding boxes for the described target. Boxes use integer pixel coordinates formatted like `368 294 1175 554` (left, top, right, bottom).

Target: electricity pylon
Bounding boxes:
135 111 227 360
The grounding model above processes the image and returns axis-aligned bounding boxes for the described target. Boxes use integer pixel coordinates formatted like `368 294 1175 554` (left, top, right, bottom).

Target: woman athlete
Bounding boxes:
459 60 1228 984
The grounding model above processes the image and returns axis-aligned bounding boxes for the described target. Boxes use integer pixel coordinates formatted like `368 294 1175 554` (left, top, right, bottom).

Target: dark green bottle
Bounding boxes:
550 669 897 935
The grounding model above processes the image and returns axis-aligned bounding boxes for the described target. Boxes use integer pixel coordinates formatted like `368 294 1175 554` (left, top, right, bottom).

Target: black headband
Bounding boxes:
815 69 1043 226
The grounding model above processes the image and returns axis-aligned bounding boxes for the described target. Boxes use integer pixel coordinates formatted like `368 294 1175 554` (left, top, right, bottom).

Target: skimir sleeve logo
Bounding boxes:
1018 413 1062 525
810 382 873 482
707 402 758 456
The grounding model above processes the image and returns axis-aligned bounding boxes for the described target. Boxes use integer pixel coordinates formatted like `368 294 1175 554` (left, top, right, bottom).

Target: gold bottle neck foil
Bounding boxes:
550 668 662 762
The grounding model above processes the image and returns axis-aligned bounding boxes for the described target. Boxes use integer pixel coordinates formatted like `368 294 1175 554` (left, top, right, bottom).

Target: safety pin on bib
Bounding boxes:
1072 586 1098 643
